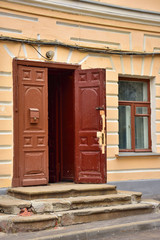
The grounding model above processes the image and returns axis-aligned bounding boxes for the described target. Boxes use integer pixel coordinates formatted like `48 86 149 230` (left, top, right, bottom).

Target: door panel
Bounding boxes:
75 69 106 183
18 66 48 186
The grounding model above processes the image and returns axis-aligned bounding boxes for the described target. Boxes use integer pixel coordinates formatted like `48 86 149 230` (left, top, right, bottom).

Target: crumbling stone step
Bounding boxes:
0 195 31 215
8 184 117 200
0 193 132 215
31 193 132 213
117 190 142 203
0 214 58 233
57 203 155 226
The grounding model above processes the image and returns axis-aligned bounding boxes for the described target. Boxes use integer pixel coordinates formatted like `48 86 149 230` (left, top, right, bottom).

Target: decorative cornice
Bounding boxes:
2 0 160 26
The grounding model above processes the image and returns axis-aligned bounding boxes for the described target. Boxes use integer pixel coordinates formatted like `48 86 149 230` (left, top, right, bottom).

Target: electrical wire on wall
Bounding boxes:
0 35 160 60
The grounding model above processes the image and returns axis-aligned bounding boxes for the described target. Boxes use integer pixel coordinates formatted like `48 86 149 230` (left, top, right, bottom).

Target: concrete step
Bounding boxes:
31 193 132 214
8 183 117 200
57 202 155 226
0 193 133 215
0 201 158 233
0 213 58 233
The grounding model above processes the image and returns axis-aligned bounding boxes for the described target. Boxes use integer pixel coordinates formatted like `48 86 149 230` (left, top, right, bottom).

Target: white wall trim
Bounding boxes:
3 0 160 27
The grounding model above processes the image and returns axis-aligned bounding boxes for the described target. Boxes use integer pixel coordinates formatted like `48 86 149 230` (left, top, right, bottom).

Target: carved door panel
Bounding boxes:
18 66 48 186
74 69 106 183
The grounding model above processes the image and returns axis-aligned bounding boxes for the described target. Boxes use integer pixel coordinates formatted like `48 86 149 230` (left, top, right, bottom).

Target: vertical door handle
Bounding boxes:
96 110 106 154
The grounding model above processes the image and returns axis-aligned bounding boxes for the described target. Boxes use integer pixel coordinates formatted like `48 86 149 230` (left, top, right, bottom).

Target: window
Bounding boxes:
118 78 151 152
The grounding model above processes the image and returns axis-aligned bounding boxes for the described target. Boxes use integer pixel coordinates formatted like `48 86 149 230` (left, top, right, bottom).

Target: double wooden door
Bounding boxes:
13 64 106 187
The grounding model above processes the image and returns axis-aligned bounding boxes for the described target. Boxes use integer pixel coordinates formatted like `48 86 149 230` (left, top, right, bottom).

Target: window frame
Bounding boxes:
119 77 151 152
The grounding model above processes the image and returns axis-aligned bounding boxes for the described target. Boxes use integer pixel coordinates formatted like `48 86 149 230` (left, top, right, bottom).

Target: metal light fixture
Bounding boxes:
46 50 54 60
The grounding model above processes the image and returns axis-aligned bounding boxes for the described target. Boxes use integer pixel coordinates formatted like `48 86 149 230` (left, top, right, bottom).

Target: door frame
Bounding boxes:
12 59 80 187
13 59 107 187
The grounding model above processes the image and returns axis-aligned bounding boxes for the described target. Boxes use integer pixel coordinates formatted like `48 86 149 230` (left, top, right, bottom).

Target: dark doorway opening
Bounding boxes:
48 69 75 183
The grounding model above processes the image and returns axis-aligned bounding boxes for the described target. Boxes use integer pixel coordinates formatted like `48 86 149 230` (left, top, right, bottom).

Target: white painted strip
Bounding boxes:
0 176 11 179
57 21 130 35
155 96 160 99
108 169 160 174
154 47 160 52
22 43 27 58
0 146 12 149
0 102 12 105
150 56 154 76
143 35 146 52
107 145 118 148
129 33 132 50
106 68 115 72
107 80 118 84
0 87 12 91
90 54 110 59
120 56 125 74
0 116 12 120
79 55 89 64
107 132 118 135
107 168 160 173
0 27 21 34
144 34 160 40
67 49 73 63
107 107 118 110
0 160 12 164
54 46 57 61
37 34 41 58
107 157 116 161
106 95 118 97
0 131 12 135
3 45 15 58
156 120 160 123
141 56 144 76
130 55 134 75
0 72 11 76
0 11 38 22
110 56 115 71
71 37 120 47
56 21 78 28
107 82 118 86
107 119 118 123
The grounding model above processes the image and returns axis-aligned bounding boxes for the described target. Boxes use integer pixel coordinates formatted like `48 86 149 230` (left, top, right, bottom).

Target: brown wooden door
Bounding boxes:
18 66 48 186
74 69 106 183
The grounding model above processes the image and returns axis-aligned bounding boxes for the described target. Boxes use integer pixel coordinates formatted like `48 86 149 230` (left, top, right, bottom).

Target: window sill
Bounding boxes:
117 152 160 157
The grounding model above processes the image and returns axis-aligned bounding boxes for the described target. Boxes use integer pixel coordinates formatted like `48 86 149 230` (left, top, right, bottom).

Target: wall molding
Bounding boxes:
3 0 160 27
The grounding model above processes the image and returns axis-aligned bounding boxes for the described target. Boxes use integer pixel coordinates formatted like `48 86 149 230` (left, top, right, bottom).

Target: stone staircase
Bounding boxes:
0 183 159 233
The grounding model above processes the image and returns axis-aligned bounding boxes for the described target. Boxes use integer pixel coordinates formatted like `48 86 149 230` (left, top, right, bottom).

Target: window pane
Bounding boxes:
135 117 148 149
136 107 148 114
119 81 148 101
119 105 131 149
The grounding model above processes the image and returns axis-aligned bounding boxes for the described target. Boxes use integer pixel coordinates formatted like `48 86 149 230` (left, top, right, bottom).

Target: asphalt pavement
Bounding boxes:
99 228 160 240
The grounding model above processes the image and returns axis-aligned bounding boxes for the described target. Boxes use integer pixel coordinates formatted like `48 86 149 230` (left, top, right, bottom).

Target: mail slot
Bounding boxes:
29 108 39 123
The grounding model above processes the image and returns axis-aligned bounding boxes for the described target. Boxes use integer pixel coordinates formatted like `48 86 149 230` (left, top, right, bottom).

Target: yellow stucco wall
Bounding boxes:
0 1 160 187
